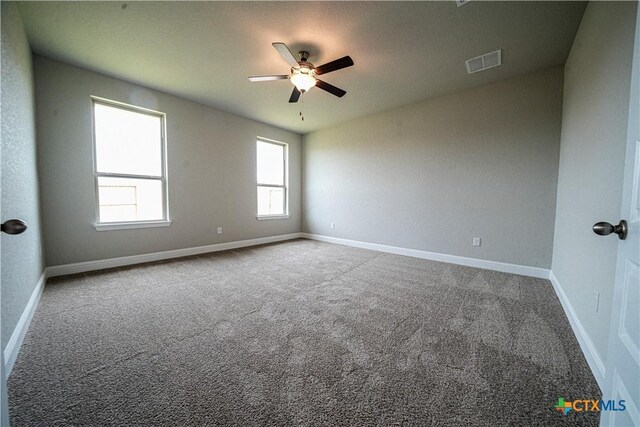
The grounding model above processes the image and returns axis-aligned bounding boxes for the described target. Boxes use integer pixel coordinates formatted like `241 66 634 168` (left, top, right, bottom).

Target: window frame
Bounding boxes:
256 137 289 220
91 96 171 231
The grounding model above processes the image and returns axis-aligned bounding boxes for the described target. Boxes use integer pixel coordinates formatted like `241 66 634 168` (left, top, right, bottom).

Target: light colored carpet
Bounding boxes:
8 239 600 425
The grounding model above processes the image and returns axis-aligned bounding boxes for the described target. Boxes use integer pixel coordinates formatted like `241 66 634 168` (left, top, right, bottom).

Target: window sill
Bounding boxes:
94 220 172 231
256 215 290 221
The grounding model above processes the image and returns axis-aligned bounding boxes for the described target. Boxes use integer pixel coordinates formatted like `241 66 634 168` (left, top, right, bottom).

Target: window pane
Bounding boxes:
94 103 163 176
98 177 164 222
257 141 284 185
257 186 285 216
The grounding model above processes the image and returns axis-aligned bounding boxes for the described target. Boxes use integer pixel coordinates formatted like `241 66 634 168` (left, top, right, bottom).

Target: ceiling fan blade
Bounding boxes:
272 42 299 68
314 56 354 75
289 87 301 103
315 80 346 97
248 75 289 82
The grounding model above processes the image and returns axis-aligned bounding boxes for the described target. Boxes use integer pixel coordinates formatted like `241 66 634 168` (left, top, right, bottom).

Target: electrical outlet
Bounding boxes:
330 222 335 230
594 290 600 313
217 226 223 235
473 237 481 247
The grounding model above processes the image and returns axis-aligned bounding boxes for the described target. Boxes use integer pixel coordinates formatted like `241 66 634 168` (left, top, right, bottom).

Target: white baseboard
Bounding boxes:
46 233 304 278
549 271 606 390
3 271 46 377
301 233 550 279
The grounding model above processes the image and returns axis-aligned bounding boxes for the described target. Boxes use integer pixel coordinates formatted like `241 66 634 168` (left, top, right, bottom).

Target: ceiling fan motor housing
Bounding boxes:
293 62 315 75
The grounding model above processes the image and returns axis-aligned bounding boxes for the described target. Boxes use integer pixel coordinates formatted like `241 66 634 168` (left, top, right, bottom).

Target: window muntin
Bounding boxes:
257 139 288 217
92 98 168 225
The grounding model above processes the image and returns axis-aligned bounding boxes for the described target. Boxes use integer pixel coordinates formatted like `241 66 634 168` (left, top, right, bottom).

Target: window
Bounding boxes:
92 97 169 230
257 138 288 218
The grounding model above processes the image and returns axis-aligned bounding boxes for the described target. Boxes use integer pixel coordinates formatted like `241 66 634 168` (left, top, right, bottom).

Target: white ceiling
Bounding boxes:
17 1 586 134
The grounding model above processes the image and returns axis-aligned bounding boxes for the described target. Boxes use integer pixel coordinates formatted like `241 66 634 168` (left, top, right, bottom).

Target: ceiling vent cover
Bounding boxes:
465 49 502 74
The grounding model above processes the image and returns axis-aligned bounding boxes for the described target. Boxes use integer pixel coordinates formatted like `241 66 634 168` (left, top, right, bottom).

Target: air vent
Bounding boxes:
465 49 502 74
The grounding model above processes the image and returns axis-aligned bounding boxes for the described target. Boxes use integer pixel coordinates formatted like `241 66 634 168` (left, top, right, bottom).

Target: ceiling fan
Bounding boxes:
248 42 354 103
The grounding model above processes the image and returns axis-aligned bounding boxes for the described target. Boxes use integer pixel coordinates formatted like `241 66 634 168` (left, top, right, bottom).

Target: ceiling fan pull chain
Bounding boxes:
300 92 305 121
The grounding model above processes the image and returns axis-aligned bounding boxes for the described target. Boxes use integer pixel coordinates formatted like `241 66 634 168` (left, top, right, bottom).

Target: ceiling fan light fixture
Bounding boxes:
290 72 316 92
249 42 353 103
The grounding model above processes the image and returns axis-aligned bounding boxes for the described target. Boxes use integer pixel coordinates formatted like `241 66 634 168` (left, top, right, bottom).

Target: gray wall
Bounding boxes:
552 1 637 366
303 68 563 269
34 57 302 266
1 3 45 350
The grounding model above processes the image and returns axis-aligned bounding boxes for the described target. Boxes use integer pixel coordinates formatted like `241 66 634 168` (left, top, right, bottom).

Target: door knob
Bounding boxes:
1 219 27 235
593 220 627 240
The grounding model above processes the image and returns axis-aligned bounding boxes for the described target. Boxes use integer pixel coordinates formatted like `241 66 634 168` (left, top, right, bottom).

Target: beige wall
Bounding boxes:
34 56 302 266
552 1 637 367
303 68 563 269
1 3 45 351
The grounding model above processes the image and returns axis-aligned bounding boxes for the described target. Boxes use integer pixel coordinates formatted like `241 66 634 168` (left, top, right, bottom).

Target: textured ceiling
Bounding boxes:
17 1 586 134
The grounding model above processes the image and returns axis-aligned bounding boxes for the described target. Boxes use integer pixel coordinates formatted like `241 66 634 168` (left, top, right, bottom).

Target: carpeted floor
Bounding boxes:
9 239 600 426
